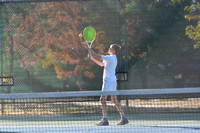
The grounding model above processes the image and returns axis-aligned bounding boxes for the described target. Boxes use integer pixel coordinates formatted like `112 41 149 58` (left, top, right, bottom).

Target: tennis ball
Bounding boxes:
79 33 83 38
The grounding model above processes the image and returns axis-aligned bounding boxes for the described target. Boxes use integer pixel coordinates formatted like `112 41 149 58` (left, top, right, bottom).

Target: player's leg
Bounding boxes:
111 95 124 116
95 95 109 126
111 95 129 125
101 95 108 118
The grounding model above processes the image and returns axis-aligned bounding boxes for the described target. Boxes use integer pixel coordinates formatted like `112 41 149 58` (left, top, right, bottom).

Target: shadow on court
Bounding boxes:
151 125 200 130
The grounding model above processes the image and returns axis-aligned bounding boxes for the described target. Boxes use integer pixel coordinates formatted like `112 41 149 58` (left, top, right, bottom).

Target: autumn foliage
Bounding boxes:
11 2 96 89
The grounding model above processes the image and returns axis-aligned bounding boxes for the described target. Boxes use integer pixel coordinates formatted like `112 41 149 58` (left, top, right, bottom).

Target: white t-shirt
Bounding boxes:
102 55 117 82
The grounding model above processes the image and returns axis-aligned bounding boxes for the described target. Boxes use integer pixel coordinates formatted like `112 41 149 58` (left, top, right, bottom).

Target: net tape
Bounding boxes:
0 87 199 99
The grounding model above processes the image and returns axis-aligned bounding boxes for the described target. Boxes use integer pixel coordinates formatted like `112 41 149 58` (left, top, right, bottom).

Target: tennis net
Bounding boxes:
0 88 200 133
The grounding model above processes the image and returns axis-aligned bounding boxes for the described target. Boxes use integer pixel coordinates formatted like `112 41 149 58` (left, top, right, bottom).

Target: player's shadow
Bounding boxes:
151 126 200 130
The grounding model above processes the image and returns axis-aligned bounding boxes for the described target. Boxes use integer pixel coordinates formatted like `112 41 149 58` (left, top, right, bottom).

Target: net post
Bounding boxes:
5 25 14 93
1 99 4 115
10 25 14 80
0 5 4 80
124 23 128 72
124 23 129 109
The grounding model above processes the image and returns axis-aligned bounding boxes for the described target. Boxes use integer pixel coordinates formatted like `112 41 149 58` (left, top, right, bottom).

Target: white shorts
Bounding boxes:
102 80 117 91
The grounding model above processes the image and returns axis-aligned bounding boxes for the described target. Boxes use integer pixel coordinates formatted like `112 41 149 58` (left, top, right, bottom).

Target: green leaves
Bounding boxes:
185 2 200 49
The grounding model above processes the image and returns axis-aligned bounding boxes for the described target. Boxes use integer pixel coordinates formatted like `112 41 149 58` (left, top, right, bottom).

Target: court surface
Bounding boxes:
0 113 199 133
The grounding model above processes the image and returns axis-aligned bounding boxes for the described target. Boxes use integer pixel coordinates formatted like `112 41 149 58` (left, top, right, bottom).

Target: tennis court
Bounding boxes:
0 88 199 132
1 0 200 133
0 114 200 133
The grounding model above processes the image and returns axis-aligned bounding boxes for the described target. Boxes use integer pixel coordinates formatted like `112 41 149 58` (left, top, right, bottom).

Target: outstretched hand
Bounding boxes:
88 53 92 59
81 42 92 59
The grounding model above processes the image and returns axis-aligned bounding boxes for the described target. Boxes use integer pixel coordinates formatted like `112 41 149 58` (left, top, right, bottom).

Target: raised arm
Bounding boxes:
89 55 104 67
81 42 102 61
89 49 102 61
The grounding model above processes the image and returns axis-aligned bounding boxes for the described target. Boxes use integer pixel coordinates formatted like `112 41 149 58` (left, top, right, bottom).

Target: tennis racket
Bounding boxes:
82 26 96 54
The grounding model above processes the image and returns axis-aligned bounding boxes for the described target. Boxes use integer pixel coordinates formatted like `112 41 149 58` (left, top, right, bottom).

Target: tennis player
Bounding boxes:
82 43 129 126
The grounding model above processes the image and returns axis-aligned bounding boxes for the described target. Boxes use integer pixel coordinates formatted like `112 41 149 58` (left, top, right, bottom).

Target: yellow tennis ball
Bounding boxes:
79 33 83 38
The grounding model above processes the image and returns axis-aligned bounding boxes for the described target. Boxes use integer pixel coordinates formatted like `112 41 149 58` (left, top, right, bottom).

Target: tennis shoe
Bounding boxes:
116 118 129 125
95 119 109 126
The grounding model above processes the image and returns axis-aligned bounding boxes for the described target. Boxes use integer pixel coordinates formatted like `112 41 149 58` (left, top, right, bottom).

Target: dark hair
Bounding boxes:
111 44 121 54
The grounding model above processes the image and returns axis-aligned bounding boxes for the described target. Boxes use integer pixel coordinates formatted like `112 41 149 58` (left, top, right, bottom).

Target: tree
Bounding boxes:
11 2 96 91
120 0 197 88
184 1 200 49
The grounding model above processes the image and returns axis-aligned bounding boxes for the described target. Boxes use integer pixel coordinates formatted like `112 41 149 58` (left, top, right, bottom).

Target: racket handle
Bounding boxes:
88 51 91 59
88 51 91 55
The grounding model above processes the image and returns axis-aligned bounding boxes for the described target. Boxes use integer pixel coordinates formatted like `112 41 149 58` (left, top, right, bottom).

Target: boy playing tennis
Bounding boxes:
82 43 129 126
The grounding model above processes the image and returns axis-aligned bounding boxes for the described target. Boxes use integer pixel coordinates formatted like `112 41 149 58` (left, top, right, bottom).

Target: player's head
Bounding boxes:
108 44 121 55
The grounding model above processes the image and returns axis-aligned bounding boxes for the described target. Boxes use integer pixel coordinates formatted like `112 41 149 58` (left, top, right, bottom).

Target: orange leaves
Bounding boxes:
139 52 147 58
84 71 95 79
54 65 63 79
76 81 80 88
11 1 99 90
76 81 82 90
